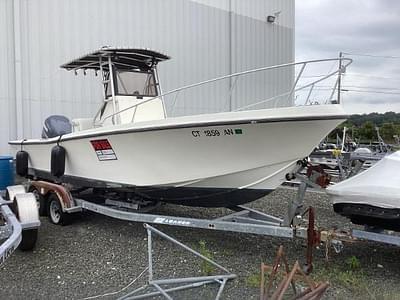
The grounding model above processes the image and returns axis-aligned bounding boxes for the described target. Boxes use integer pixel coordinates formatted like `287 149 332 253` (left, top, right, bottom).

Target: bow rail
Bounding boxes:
97 57 352 126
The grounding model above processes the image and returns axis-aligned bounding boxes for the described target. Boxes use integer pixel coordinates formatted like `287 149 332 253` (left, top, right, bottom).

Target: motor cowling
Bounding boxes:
51 145 66 177
42 115 72 139
16 150 29 177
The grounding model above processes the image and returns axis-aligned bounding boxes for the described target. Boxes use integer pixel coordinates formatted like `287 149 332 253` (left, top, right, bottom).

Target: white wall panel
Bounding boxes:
0 0 294 154
0 0 16 153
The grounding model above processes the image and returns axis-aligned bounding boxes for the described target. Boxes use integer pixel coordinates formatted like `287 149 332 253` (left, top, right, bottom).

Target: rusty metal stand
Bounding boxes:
260 246 329 300
303 207 320 273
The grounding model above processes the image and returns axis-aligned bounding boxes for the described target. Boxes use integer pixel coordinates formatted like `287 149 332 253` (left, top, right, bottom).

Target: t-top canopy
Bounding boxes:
60 47 170 72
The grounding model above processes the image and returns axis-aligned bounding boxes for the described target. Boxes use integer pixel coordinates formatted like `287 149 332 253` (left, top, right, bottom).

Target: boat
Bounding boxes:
309 127 389 176
309 143 341 170
9 47 350 207
327 151 400 231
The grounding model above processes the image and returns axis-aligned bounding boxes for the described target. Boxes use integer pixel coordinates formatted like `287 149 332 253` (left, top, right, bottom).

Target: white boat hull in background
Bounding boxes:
327 151 400 230
10 105 346 207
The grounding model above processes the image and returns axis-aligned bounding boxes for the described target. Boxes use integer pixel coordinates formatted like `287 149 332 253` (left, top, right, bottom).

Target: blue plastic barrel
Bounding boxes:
0 156 15 190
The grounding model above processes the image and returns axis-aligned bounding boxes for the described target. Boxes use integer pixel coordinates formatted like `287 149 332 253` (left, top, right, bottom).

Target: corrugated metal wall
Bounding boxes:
0 0 17 153
0 0 294 154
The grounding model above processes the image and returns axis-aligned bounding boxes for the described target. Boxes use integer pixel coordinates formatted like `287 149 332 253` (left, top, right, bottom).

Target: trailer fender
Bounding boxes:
6 185 26 202
28 181 74 210
12 193 40 250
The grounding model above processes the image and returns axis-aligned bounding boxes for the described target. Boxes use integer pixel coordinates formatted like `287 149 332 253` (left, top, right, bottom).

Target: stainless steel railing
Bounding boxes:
99 57 352 125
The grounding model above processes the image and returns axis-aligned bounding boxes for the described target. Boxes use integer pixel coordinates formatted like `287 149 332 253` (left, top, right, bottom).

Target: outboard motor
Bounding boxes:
42 115 72 139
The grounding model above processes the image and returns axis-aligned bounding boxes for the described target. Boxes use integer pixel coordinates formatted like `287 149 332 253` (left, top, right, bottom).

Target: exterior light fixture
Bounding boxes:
267 15 276 23
267 11 281 24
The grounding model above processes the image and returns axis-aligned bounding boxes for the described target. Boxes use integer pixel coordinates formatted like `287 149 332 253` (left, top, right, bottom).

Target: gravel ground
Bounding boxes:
1 187 400 299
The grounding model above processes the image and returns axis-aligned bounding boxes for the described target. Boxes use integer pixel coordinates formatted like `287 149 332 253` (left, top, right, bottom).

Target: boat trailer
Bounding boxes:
3 158 400 270
7 158 400 263
0 186 40 266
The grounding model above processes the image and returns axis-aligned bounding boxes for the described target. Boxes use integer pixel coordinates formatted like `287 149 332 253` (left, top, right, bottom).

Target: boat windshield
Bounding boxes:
106 70 158 97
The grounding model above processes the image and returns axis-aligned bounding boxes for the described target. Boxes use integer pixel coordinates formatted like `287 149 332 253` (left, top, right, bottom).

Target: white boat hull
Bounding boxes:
10 105 346 206
327 151 400 230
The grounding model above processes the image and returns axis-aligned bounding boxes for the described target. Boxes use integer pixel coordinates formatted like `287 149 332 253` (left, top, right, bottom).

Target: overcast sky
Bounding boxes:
296 0 400 114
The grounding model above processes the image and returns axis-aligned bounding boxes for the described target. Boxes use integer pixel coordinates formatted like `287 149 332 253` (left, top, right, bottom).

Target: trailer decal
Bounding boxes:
0 246 15 266
153 217 191 226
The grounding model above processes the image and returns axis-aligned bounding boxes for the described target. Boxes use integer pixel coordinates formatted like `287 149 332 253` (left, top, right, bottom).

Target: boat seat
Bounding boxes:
41 115 72 138
72 118 94 132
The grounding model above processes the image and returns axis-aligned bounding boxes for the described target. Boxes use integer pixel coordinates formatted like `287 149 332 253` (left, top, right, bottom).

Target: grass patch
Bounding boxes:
198 240 215 275
312 264 373 297
220 248 234 257
345 255 361 270
380 293 400 300
245 271 261 288
245 268 287 289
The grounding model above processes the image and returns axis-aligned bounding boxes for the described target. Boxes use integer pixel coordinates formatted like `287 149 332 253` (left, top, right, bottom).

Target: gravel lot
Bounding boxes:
1 187 400 299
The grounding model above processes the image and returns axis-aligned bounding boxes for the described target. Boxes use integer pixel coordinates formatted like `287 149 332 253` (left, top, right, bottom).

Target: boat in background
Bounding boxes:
309 126 391 180
327 151 400 231
9 47 351 207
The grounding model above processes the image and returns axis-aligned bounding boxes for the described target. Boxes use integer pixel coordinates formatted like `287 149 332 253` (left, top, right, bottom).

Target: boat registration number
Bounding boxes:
90 139 118 161
191 128 243 138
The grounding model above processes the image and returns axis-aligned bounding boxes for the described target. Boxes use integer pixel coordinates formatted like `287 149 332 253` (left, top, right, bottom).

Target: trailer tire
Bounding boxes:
47 193 70 225
19 229 39 251
28 185 47 216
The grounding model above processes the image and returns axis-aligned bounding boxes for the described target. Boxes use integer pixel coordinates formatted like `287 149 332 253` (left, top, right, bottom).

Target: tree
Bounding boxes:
359 121 376 142
328 122 345 141
380 123 396 142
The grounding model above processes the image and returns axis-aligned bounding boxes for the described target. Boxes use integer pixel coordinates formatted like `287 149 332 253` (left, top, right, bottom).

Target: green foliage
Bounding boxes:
198 240 215 275
347 111 400 127
246 272 261 287
380 122 396 141
359 121 376 141
335 270 367 290
345 256 360 270
245 269 286 288
331 112 400 143
313 265 371 296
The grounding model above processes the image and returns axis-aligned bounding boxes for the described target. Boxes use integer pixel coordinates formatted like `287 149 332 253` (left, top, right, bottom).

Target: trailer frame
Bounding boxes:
0 190 40 265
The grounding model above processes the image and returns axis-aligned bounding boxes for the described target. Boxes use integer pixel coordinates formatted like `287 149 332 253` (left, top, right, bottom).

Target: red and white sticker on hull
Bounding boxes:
90 139 117 161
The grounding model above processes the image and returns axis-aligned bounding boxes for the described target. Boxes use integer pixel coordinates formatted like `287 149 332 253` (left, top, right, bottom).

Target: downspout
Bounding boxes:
13 0 24 139
228 0 233 111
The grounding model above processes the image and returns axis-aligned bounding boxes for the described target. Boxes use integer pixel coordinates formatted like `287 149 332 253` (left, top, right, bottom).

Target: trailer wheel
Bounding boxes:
47 193 70 225
28 185 47 216
13 193 40 251
19 229 38 251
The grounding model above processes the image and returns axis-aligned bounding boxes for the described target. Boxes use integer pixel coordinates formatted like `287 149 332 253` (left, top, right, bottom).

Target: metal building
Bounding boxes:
0 0 294 154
